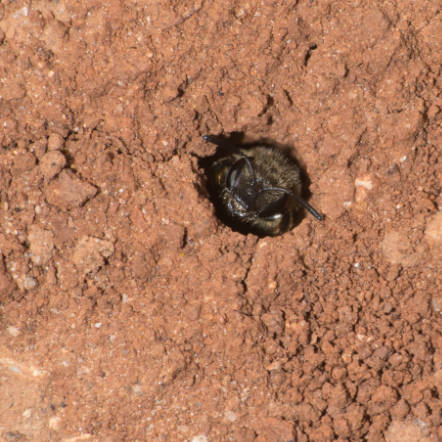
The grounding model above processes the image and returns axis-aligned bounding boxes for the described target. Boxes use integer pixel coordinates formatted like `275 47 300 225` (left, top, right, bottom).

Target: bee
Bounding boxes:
202 135 323 237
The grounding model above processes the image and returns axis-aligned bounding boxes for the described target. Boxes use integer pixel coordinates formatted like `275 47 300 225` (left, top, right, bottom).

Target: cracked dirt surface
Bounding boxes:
0 1 441 441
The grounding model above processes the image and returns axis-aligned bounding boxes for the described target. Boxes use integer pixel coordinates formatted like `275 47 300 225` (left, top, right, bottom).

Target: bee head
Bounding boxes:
224 155 290 221
224 155 323 222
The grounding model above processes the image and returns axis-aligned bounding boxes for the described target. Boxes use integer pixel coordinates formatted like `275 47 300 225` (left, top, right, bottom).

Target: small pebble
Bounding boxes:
40 151 66 181
24 276 38 290
48 133 65 151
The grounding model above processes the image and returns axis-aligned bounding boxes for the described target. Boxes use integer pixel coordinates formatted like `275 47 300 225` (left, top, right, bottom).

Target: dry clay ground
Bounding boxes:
0 1 441 441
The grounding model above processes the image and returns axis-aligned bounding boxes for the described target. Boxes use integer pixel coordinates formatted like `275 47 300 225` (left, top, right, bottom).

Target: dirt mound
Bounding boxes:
0 1 440 440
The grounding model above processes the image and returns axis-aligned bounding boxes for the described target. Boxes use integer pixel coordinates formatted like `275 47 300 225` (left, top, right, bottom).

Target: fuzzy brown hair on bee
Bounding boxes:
202 135 323 237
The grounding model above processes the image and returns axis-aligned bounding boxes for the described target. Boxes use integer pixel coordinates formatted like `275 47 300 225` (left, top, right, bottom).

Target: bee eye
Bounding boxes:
227 157 254 189
227 164 241 189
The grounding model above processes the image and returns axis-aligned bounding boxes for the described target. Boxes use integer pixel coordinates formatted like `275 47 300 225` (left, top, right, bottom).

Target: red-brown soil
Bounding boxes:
0 1 441 441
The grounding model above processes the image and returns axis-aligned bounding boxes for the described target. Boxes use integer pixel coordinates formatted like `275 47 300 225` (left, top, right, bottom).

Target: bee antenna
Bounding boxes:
265 187 324 221
292 193 324 221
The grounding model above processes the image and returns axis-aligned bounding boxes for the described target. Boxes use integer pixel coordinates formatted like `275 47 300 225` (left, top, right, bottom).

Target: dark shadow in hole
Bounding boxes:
304 43 318 66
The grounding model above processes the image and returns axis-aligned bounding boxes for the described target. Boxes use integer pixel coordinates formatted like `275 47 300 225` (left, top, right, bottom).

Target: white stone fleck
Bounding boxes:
191 436 208 442
49 416 61 430
7 326 20 337
24 276 38 290
14 6 29 17
225 410 237 422
355 178 373 190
